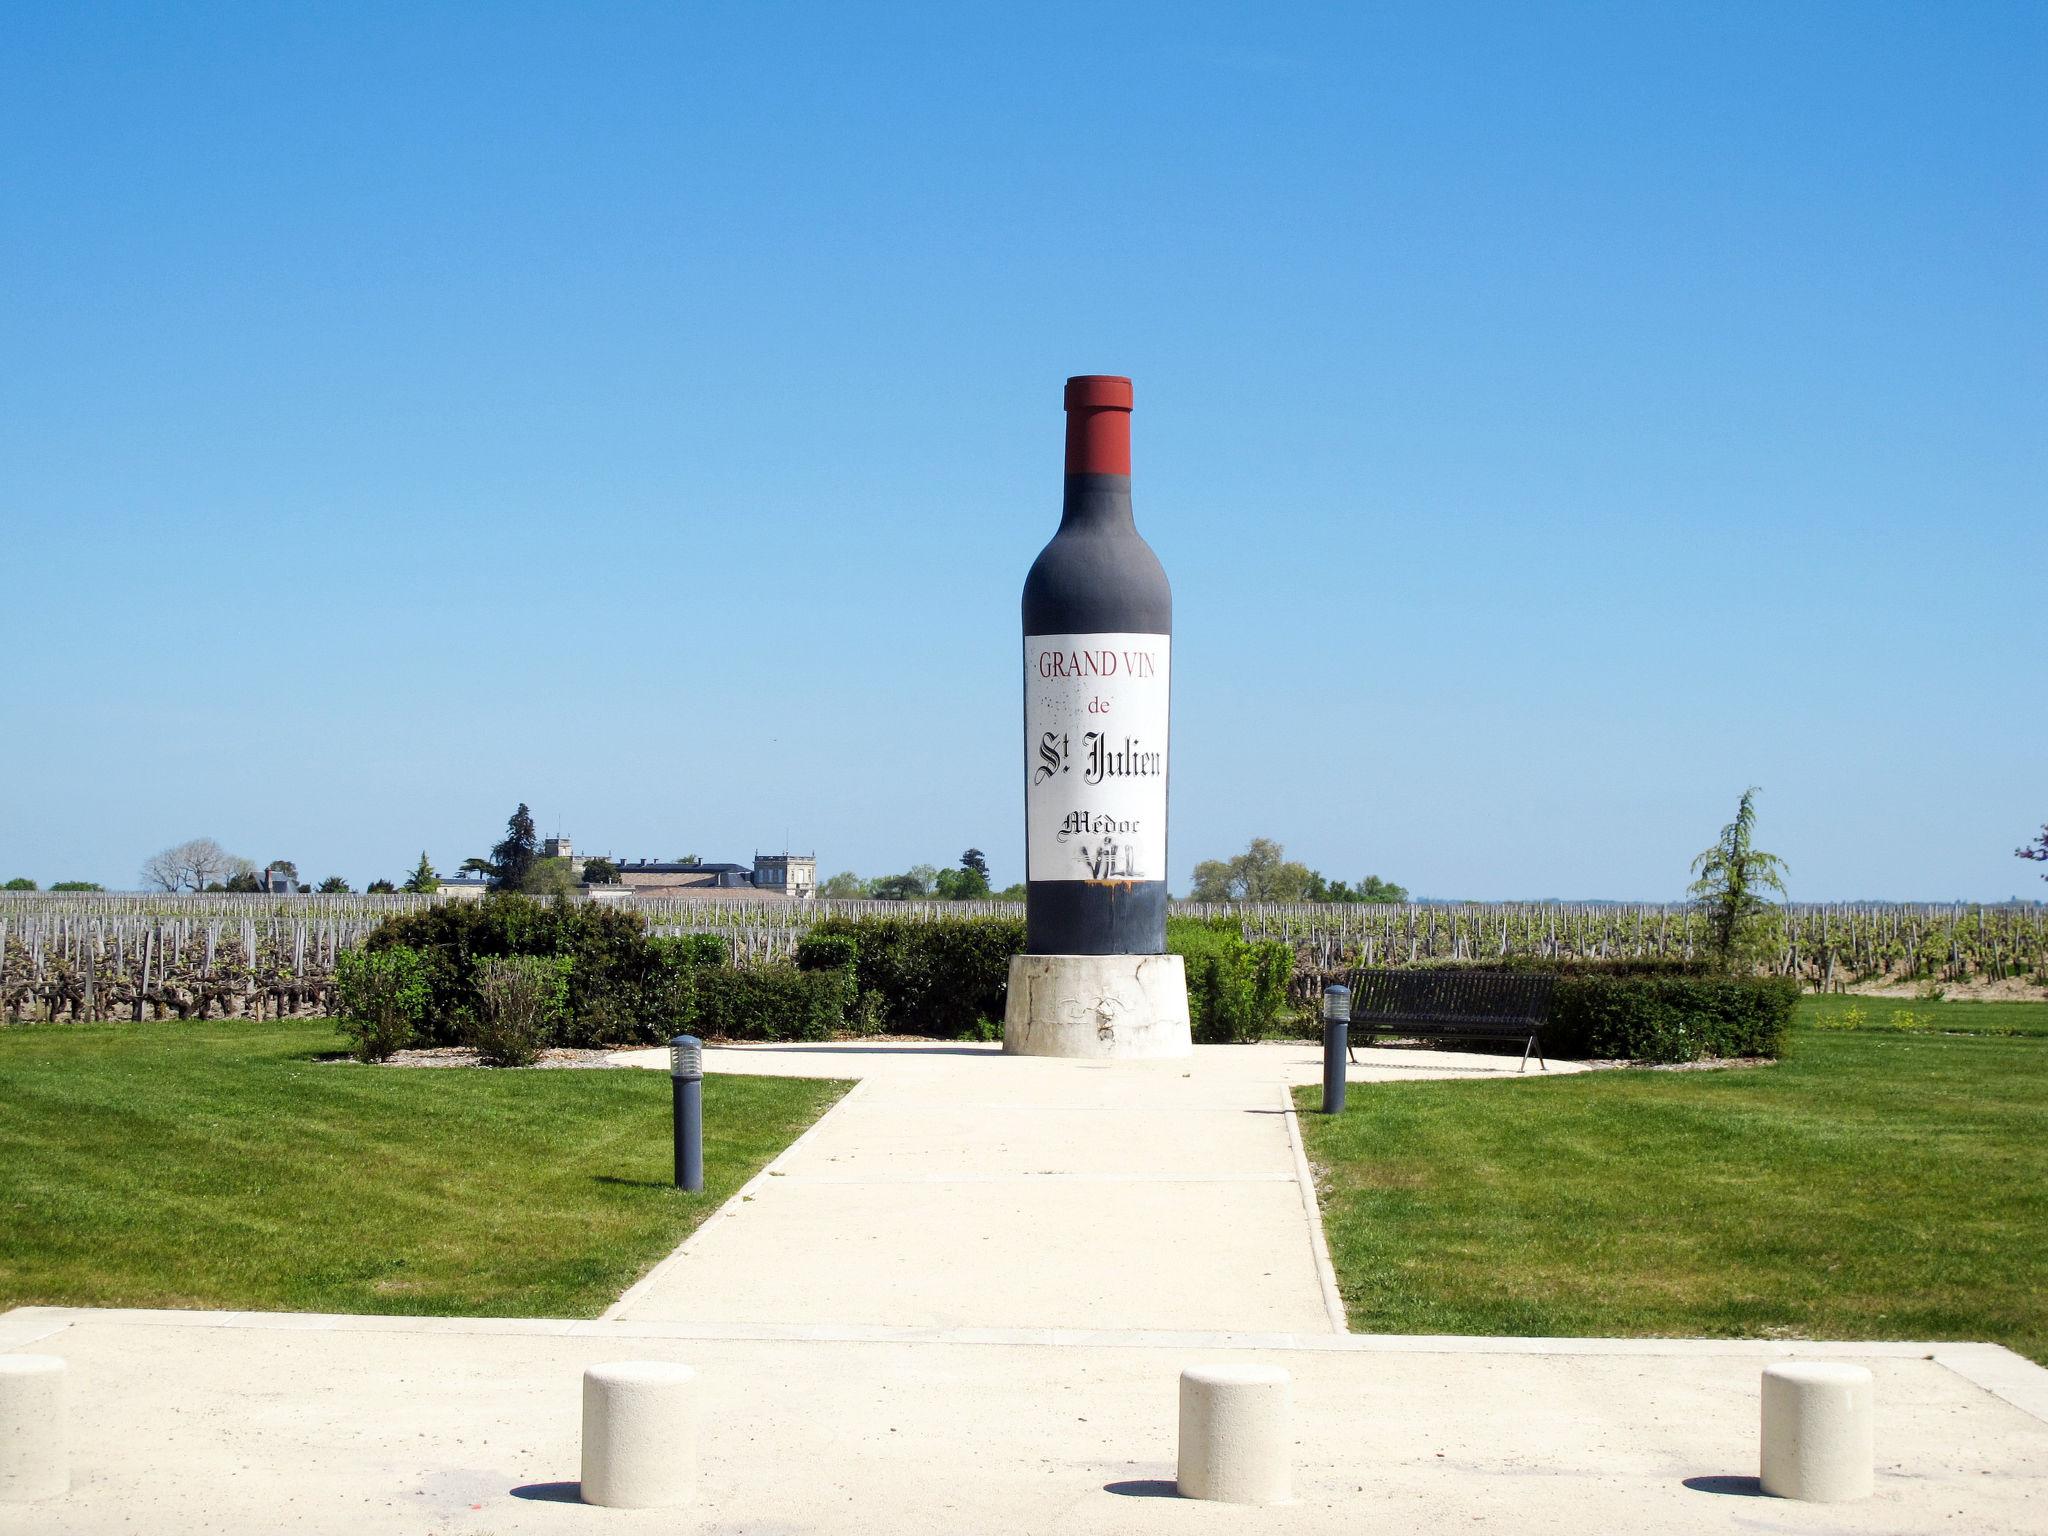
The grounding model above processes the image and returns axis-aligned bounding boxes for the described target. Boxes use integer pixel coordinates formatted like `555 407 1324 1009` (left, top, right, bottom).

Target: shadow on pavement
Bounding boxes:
725 1044 1000 1057
511 1481 584 1503
1104 1479 1180 1498
1682 1474 1765 1497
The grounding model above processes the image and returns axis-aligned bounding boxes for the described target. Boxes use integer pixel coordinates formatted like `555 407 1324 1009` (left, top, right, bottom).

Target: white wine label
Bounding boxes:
1025 632 1170 883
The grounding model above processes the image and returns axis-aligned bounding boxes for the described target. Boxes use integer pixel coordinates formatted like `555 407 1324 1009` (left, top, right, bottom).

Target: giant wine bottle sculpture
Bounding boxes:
1004 375 1192 1058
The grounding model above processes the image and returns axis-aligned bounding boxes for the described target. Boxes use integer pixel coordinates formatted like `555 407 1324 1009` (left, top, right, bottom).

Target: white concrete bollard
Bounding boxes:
580 1360 699 1509
1176 1363 1292 1504
1760 1361 1873 1502
0 1355 68 1503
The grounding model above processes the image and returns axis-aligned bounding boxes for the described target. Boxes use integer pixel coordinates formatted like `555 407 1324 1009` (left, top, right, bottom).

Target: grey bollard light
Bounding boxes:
1176 1363 1292 1504
1760 1362 1873 1502
0 1355 68 1502
670 1034 703 1192
1320 985 1349 1114
581 1361 699 1508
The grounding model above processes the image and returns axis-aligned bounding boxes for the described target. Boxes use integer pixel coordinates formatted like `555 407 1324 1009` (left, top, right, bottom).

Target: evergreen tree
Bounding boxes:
936 850 991 900
402 851 440 894
1688 787 1789 972
490 803 539 890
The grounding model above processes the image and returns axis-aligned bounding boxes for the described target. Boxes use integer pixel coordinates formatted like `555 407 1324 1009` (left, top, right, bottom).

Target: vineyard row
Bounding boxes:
2 896 2042 1023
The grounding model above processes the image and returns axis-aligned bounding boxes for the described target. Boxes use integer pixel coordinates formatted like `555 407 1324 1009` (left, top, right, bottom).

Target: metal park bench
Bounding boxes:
1340 968 1555 1072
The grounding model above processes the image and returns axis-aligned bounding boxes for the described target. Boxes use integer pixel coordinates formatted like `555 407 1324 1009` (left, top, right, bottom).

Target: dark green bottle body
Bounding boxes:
1021 468 1173 955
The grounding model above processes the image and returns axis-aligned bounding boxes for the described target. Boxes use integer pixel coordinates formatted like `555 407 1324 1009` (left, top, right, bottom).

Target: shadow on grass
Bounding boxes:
592 1175 682 1191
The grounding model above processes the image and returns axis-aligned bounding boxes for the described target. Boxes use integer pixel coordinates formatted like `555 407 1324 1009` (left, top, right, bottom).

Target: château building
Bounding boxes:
448 836 817 901
601 850 816 900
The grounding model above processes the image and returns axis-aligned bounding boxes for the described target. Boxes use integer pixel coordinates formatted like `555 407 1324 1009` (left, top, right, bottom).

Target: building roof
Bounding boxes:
638 884 806 902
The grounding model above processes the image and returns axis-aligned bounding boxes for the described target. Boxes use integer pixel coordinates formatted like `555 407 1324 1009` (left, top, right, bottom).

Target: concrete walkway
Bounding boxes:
604 1040 1581 1334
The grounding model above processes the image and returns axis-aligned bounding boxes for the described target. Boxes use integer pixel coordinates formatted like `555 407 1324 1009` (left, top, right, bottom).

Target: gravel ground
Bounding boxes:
1584 1055 1778 1072
355 1046 625 1069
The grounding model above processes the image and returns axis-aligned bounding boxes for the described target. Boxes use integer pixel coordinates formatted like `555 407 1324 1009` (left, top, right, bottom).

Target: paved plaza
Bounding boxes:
3 1041 2043 1533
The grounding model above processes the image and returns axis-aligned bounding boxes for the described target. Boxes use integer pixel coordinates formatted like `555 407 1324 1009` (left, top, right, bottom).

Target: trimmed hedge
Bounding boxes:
356 898 862 1048
808 914 1299 1042
679 963 855 1042
793 934 859 974
1168 917 1294 1043
1505 956 1711 980
1352 957 1796 1062
809 915 1024 1038
363 897 663 1047
345 900 1798 1059
657 932 730 968
344 899 1304 1048
1547 974 1799 1062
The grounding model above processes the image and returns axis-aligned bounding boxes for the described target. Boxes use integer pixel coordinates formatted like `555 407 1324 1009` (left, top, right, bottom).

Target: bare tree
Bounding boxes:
140 837 244 892
140 845 187 892
2017 825 2048 881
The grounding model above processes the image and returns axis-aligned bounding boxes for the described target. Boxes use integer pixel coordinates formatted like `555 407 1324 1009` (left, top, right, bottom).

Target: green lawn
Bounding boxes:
1801 991 2048 1035
0 1021 847 1317
1299 997 2048 1363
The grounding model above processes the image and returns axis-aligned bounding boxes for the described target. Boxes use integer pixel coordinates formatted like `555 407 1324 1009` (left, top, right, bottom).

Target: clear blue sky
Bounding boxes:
3 3 2042 899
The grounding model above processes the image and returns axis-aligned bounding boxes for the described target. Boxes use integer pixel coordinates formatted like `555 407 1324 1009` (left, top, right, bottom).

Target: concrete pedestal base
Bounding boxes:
580 1360 698 1509
1003 953 1192 1059
1177 1363 1292 1504
1760 1362 1873 1502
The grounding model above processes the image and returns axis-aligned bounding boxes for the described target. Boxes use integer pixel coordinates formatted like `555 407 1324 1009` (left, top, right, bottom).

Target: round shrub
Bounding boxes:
466 954 572 1067
332 946 430 1062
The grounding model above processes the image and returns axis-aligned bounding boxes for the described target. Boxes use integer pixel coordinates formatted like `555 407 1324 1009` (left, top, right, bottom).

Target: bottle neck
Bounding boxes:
1059 473 1135 532
1065 399 1130 476
1060 377 1135 531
